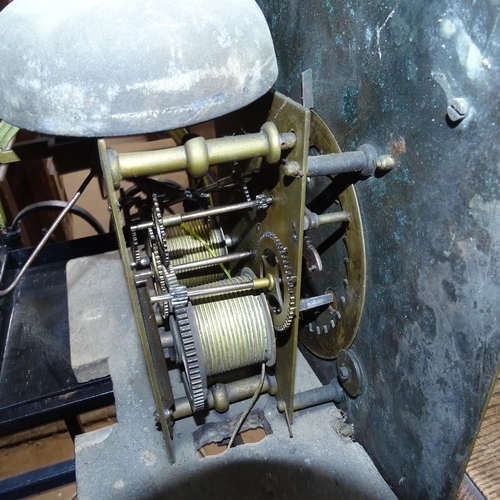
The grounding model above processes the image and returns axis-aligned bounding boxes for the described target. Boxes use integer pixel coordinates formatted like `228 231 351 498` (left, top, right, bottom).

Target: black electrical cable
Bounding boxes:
120 177 209 206
11 200 105 235
0 171 95 296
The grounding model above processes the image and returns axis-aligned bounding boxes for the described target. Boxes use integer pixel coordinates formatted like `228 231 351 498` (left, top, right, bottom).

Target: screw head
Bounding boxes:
337 349 364 397
447 97 469 122
338 365 350 381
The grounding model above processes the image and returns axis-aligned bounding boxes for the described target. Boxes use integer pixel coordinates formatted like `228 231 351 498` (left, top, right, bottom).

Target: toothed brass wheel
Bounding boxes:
256 232 296 331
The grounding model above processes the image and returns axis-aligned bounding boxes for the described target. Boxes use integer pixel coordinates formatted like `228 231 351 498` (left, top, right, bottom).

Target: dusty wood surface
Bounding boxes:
459 376 500 500
458 474 486 500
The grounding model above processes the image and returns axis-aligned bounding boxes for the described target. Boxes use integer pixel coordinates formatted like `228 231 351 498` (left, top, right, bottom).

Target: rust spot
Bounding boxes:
388 135 406 159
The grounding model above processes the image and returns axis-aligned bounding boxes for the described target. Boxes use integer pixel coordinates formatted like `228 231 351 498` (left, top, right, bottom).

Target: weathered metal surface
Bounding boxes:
0 0 277 137
258 0 500 498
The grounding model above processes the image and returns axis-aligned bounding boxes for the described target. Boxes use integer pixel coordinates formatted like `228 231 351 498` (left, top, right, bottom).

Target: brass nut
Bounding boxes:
283 160 302 177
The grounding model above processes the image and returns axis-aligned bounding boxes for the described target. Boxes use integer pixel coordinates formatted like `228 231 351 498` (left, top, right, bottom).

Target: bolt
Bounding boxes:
447 97 469 122
338 423 355 438
277 399 286 412
376 154 396 171
338 365 350 381
283 160 303 177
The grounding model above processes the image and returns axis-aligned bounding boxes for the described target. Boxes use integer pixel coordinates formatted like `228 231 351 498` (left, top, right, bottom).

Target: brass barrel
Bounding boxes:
190 274 253 302
165 219 227 287
192 291 275 376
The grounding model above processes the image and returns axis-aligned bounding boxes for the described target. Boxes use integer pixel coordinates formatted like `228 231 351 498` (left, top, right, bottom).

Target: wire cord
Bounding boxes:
227 363 266 450
0 171 95 297
11 199 105 235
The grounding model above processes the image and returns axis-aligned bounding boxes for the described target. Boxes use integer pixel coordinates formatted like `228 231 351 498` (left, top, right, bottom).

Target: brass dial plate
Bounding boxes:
299 111 367 359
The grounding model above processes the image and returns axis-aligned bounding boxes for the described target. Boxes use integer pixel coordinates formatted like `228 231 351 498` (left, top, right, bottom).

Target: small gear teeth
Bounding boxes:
148 227 156 245
130 228 141 265
171 290 205 412
144 192 205 412
257 231 296 331
165 270 180 292
153 252 167 291
147 225 169 317
152 193 170 267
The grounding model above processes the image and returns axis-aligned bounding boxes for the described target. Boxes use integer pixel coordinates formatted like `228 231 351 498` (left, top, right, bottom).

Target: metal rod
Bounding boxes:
150 274 272 303
0 171 95 297
132 195 273 231
277 379 345 413
316 211 351 226
307 144 378 177
173 373 278 420
134 251 251 284
304 207 350 230
0 246 8 286
109 122 297 185
160 330 174 349
299 293 334 312
172 251 252 272
291 379 345 410
187 275 271 298
172 375 344 420
166 196 272 227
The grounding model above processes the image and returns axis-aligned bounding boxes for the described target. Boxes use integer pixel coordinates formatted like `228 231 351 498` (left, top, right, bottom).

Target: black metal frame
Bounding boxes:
0 233 118 498
0 460 76 500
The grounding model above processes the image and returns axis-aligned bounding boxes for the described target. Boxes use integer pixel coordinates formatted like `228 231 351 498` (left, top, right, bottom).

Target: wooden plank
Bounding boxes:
463 376 500 499
458 474 486 500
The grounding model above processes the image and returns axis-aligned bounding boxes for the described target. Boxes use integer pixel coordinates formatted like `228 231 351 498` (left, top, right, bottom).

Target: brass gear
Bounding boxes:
167 271 206 412
256 232 296 331
147 227 169 318
151 193 170 267
130 227 141 266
